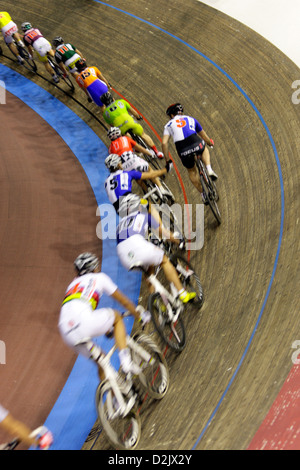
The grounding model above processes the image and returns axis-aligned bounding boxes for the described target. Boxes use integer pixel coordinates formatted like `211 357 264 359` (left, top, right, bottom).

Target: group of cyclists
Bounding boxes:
0 10 219 449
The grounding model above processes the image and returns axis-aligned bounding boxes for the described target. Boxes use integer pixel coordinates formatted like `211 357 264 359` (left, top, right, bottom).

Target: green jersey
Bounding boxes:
55 43 77 64
103 99 131 126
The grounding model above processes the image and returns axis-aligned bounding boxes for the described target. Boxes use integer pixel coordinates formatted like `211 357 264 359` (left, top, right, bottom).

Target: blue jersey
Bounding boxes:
163 115 202 143
116 211 159 244
104 169 142 211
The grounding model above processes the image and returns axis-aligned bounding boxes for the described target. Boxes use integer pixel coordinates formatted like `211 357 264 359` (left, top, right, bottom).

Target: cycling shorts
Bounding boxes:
32 37 52 62
1 21 18 44
115 115 144 137
64 53 81 73
121 151 149 172
117 234 164 271
175 134 206 169
87 80 108 107
58 300 116 359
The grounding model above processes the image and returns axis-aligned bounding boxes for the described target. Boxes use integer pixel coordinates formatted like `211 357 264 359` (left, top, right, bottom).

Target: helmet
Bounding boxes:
100 92 114 106
21 22 32 32
52 36 64 48
166 103 184 117
76 59 87 72
105 153 122 171
107 127 121 141
119 194 141 215
74 252 99 275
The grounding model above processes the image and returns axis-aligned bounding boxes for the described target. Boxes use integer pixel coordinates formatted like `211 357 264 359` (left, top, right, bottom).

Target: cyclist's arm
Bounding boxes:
95 68 110 88
0 413 37 447
75 48 84 58
198 129 214 146
133 142 153 157
128 105 141 120
162 134 171 161
140 167 167 181
110 289 140 321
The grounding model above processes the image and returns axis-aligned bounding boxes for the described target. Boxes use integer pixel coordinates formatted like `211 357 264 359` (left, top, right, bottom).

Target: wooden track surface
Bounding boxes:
0 0 299 450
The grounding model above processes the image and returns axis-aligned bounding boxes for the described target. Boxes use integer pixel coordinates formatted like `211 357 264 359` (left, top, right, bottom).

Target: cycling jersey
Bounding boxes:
163 114 203 143
109 135 137 156
23 28 44 46
55 43 77 63
116 210 159 244
0 403 9 423
62 272 117 310
0 12 11 28
76 66 104 89
104 169 142 212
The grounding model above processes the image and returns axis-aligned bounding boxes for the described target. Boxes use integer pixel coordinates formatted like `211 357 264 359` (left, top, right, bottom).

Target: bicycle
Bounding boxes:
79 331 169 450
46 54 75 92
194 153 221 225
130 252 204 353
0 425 52 450
9 36 37 72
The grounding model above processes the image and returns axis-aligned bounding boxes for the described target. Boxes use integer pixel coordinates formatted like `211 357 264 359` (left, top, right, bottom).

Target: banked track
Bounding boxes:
0 0 299 450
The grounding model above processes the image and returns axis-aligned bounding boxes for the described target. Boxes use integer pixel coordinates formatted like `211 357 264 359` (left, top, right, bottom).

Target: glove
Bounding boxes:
136 115 143 120
139 310 151 327
38 430 53 450
165 160 173 173
209 139 214 147
87 96 92 103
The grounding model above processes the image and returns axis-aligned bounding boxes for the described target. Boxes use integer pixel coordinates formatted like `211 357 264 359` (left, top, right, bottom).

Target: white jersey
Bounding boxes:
61 272 118 311
0 403 9 423
163 114 203 143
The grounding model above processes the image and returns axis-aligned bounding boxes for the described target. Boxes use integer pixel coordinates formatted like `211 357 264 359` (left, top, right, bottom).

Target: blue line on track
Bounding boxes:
92 1 285 448
0 63 141 449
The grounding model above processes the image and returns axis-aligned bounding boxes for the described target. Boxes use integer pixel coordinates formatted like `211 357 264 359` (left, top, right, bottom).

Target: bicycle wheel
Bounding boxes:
170 253 204 310
131 333 169 399
199 163 221 225
148 292 186 352
60 73 75 92
95 380 141 450
18 46 37 72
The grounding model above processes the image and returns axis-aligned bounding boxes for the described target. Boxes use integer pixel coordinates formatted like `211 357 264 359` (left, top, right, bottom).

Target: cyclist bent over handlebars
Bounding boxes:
0 12 24 63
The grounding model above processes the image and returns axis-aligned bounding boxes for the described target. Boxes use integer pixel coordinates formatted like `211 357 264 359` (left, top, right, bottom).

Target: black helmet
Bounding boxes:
76 59 87 72
100 92 114 106
52 36 64 48
74 252 99 275
166 103 184 117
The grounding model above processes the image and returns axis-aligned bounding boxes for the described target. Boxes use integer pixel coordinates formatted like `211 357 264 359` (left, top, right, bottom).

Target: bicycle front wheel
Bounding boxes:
60 73 75 92
18 46 37 72
95 380 141 450
132 333 169 399
148 292 186 352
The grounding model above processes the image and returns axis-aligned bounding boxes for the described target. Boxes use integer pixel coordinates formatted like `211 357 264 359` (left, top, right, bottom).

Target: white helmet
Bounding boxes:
107 127 121 140
74 252 99 275
105 153 122 172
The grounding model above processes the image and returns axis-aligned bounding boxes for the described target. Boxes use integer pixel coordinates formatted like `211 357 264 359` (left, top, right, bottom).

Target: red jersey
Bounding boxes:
109 136 137 156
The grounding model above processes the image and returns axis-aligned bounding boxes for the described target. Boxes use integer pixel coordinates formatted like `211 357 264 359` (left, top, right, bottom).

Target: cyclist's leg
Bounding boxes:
201 145 218 179
3 26 19 58
161 255 196 302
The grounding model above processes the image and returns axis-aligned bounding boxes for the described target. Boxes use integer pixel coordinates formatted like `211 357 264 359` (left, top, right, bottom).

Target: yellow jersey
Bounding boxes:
0 12 12 29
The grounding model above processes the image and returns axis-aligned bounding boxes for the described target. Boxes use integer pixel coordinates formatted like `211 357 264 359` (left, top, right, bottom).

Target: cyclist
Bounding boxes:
116 194 195 303
104 153 170 214
107 127 172 199
21 22 59 83
0 403 53 449
58 253 151 380
0 12 25 64
74 59 111 110
162 103 218 203
101 91 164 159
52 36 84 74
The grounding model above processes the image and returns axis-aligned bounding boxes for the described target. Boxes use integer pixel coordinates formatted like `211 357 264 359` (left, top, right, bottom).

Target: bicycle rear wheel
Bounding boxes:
60 73 75 92
96 380 141 450
170 253 204 310
199 169 221 225
131 333 169 399
148 292 186 352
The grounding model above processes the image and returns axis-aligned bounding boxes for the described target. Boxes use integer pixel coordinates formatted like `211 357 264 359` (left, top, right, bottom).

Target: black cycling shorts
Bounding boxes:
175 134 206 169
